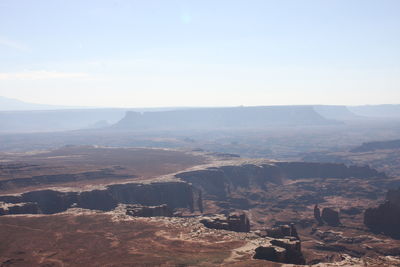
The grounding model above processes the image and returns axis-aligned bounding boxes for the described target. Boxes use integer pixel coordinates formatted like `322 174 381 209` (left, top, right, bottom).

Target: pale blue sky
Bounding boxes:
0 0 399 107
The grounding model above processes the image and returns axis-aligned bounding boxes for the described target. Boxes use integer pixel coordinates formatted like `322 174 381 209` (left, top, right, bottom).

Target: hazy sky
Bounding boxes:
0 0 399 107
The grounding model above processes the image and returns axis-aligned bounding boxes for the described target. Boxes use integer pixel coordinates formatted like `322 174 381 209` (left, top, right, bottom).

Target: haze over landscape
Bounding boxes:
1 0 400 107
1 1 400 267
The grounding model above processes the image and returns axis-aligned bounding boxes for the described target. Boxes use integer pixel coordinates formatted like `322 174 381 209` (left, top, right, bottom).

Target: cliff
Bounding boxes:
364 187 400 238
0 181 198 215
176 162 385 205
176 164 284 202
0 161 385 216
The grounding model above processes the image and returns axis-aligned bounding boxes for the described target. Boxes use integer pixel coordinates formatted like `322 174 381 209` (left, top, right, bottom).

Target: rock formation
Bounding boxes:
176 163 385 210
254 221 305 264
126 204 173 217
0 181 199 215
264 224 299 239
199 213 250 232
321 207 341 226
364 187 400 238
314 204 324 225
176 164 284 202
254 238 305 264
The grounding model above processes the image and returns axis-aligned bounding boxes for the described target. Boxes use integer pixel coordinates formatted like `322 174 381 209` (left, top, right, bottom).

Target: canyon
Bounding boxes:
1 146 400 266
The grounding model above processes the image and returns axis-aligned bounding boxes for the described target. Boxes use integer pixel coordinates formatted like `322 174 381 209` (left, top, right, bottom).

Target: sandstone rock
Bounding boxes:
315 230 343 243
126 204 173 217
253 245 286 263
314 204 324 225
364 202 400 238
226 213 251 232
0 181 199 215
265 223 299 239
199 212 250 232
254 238 305 265
270 238 306 265
364 187 400 238
321 207 340 226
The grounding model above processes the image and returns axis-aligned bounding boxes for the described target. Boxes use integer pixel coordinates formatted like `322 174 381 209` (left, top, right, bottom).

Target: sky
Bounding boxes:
0 0 399 108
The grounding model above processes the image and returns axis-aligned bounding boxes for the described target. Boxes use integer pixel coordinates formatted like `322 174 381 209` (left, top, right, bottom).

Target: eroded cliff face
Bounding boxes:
0 181 198 215
175 162 385 211
364 187 400 238
0 161 385 217
175 164 284 201
108 182 195 212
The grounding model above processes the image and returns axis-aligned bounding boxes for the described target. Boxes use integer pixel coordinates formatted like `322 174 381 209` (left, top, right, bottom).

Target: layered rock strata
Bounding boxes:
364 187 400 238
0 181 198 215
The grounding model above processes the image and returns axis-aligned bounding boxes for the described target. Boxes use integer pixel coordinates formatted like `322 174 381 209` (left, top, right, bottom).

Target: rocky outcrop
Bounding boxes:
108 182 196 213
199 213 250 232
313 205 341 226
314 204 323 225
176 164 284 202
321 208 340 226
364 187 400 238
126 204 173 217
176 162 384 213
253 245 286 263
0 202 39 215
264 224 299 239
254 238 305 265
0 181 199 215
254 222 305 264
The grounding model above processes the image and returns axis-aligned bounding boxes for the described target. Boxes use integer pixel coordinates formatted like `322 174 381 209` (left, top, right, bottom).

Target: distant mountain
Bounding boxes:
348 105 400 118
113 106 338 131
0 109 127 133
313 105 362 121
0 96 73 111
